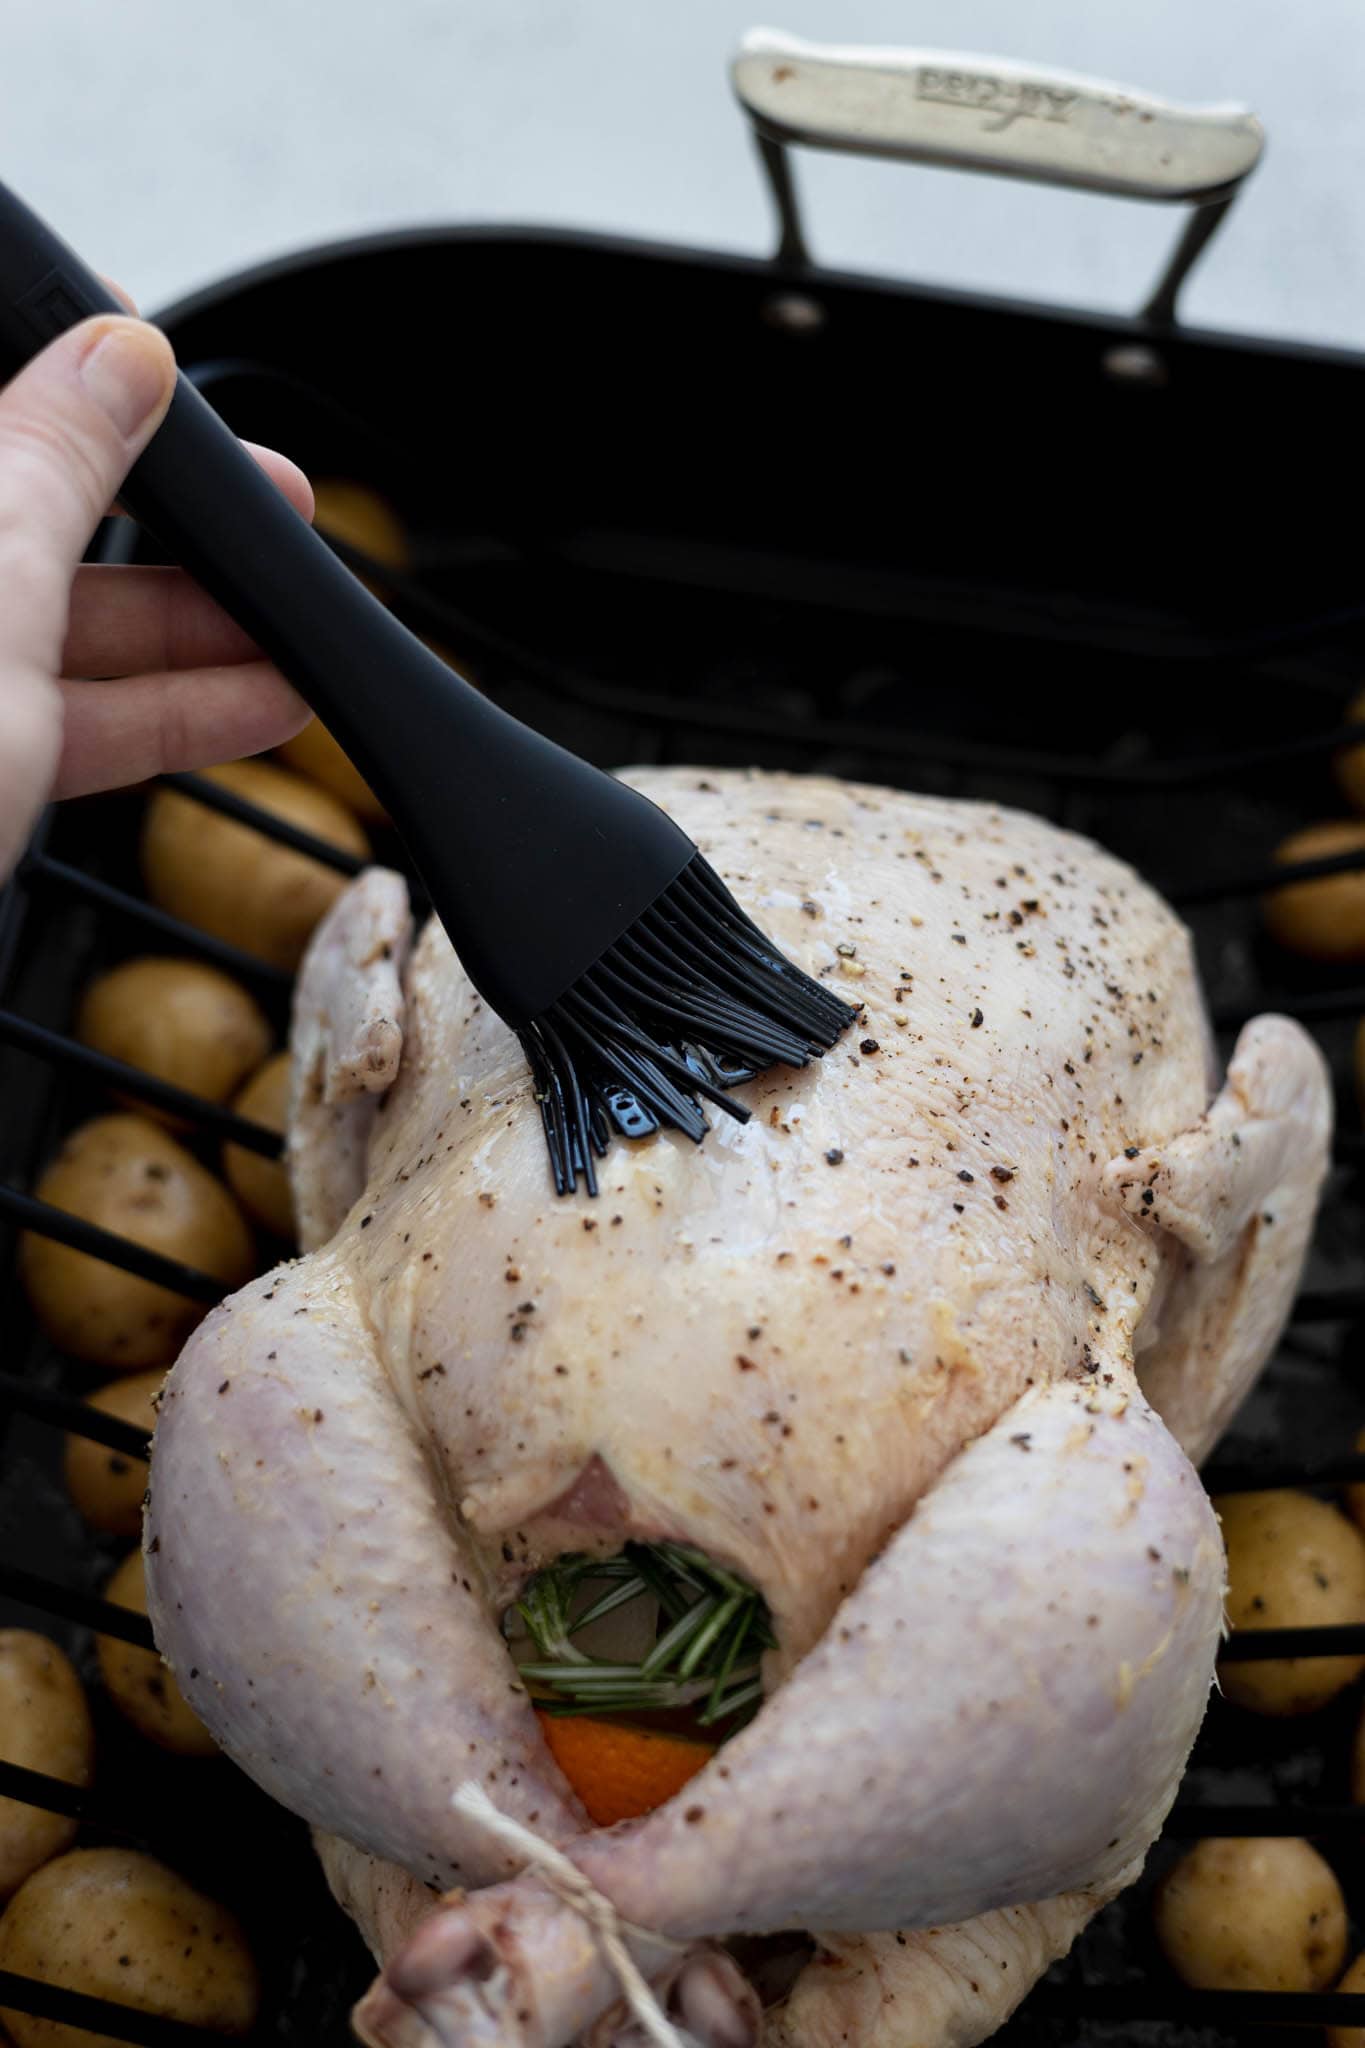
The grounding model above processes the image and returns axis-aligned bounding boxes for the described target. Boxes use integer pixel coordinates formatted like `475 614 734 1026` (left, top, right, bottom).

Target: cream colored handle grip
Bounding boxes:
732 27 1263 203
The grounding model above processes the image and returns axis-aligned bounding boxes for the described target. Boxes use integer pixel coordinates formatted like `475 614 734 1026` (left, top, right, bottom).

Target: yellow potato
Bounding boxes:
222 1052 293 1240
311 478 408 570
1328 1951 1365 2048
0 1635 94 1900
276 718 388 824
1214 1490 1365 1714
62 1372 160 1538
1263 821 1365 962
75 958 271 1119
1154 1836 1346 1992
19 1116 253 1370
97 1552 215 1757
141 759 369 972
1333 686 1365 811
0 1846 257 2047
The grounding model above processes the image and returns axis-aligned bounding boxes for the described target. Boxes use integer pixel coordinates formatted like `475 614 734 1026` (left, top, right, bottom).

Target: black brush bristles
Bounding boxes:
518 853 860 1195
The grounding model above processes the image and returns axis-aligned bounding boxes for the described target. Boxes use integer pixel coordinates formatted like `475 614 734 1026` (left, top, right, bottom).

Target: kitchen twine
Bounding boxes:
452 1782 687 2048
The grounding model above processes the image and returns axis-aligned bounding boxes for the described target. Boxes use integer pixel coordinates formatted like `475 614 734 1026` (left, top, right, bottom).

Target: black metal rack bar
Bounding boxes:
156 771 366 875
1164 1803 1365 1838
0 1969 265 2048
1217 1623 1365 1660
0 1369 150 1455
1172 843 1365 907
0 1564 157 1648
1031 1985 1365 2026
0 1010 283 1156
0 1184 227 1302
1217 988 1365 1031
1202 1449 1365 1492
18 854 293 991
0 1757 158 1843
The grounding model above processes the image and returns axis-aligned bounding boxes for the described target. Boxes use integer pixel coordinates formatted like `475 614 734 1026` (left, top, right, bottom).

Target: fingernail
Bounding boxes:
79 321 173 439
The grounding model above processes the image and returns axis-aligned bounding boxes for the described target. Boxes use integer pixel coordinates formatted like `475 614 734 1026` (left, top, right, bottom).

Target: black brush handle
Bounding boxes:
0 176 692 1022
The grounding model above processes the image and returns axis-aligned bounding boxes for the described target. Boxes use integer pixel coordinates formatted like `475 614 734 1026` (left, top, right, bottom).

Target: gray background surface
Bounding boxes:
2 0 1358 348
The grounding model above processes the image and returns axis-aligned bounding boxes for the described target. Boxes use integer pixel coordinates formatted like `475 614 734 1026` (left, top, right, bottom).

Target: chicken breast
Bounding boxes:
144 769 1331 2048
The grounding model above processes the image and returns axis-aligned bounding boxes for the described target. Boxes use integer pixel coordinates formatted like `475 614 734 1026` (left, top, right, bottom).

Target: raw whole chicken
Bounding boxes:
144 769 1331 2048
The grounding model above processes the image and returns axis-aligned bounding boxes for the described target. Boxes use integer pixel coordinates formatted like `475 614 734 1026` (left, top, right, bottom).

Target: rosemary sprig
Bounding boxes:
510 1541 773 1730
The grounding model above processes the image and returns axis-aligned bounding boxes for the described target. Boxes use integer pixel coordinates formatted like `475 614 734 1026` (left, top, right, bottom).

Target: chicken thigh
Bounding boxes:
144 770 1330 2048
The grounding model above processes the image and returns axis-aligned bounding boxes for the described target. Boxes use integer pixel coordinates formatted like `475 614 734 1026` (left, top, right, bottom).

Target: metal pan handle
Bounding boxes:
731 27 1265 324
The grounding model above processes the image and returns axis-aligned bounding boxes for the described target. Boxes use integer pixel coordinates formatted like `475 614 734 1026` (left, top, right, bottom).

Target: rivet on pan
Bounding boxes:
763 292 827 334
1101 343 1168 388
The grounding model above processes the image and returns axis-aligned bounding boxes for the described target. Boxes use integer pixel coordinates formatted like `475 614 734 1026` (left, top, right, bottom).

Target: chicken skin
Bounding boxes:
144 770 1331 2048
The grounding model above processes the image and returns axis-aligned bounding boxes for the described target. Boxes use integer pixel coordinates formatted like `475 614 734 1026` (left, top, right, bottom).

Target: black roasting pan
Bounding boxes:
3 29 1365 2048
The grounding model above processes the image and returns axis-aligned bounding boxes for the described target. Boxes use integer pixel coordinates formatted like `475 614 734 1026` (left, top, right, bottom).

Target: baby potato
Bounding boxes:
62 1372 160 1538
0 1634 94 1900
19 1115 253 1370
1263 821 1365 962
76 958 271 1118
1333 686 1365 812
222 1052 293 1240
0 1846 257 2047
277 718 388 824
1154 1836 1346 1992
311 477 409 570
97 1551 215 1757
1214 1490 1365 1714
141 759 370 972
1327 1951 1365 2048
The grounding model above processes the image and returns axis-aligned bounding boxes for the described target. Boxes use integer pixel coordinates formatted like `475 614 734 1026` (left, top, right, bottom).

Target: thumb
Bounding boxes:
0 315 175 674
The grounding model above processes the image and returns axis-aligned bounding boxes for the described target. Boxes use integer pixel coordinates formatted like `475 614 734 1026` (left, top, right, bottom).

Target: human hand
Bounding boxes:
0 311 312 879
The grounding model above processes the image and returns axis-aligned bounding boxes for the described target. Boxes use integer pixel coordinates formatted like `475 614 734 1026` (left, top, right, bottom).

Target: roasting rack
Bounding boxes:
5 28 1365 2047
